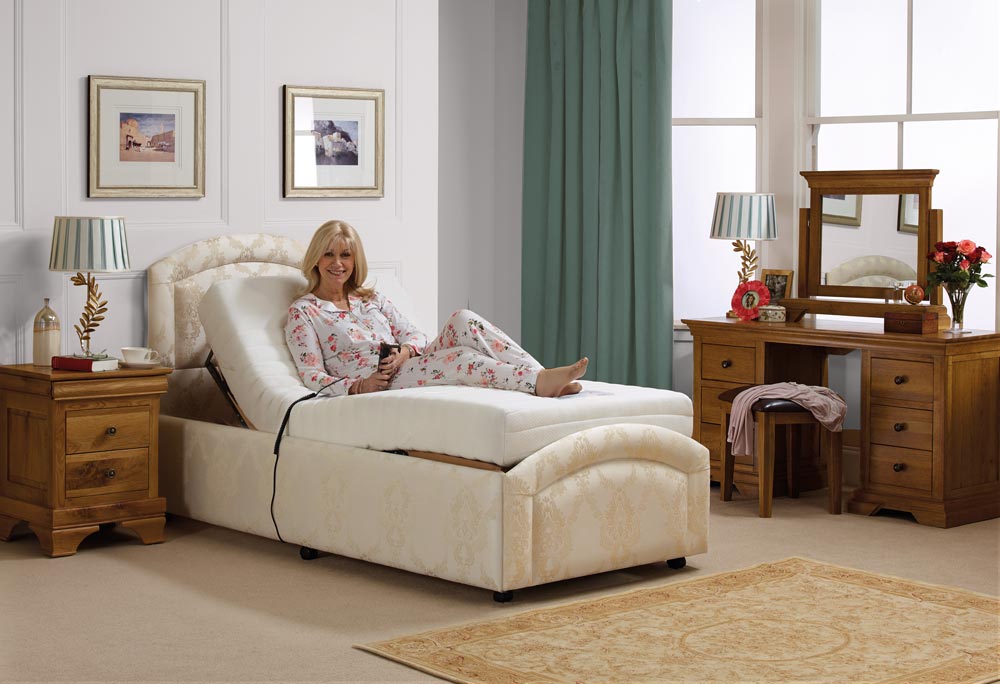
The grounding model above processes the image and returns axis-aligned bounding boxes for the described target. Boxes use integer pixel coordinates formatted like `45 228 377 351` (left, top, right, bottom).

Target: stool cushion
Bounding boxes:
718 385 810 413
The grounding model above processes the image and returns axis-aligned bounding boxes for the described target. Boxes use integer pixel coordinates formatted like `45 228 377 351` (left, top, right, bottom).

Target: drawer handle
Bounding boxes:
106 426 117 435
892 463 905 473
893 375 907 385
893 423 906 432
721 360 732 369
106 469 117 479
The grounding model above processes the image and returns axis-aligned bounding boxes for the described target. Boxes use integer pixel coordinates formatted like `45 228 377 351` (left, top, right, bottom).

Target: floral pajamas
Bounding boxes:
388 309 542 394
285 293 542 396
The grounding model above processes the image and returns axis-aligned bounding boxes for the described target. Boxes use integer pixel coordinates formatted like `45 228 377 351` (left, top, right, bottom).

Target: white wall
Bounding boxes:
0 0 438 364
438 0 526 339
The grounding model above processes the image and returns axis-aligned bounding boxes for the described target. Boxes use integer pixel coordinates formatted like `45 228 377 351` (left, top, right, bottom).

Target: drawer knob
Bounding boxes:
893 423 906 432
106 426 117 435
105 468 116 479
721 360 732 369
892 463 905 473
893 375 907 385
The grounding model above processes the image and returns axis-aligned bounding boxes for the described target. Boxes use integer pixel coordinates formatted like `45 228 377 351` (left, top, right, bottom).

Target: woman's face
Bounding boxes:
316 239 354 293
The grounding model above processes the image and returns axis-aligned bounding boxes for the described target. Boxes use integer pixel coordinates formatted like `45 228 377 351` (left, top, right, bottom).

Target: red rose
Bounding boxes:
958 239 977 256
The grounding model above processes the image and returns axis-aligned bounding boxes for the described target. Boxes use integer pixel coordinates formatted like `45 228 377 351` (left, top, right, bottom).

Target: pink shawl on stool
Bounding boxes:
727 382 847 456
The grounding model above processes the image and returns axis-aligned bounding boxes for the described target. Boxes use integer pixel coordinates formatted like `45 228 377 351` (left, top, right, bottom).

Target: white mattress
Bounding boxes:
200 276 693 467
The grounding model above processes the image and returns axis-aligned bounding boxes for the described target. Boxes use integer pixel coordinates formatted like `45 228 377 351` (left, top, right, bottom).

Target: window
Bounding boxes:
809 0 999 328
671 0 760 321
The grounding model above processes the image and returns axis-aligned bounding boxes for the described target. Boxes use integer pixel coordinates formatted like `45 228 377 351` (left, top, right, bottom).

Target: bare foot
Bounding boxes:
535 358 589 397
559 382 583 397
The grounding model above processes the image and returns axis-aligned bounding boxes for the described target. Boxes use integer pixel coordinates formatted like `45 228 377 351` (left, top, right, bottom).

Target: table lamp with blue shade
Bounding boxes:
710 192 778 311
48 216 130 357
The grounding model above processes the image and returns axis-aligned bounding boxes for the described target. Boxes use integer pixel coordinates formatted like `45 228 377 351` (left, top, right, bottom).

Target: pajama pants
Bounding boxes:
388 309 543 394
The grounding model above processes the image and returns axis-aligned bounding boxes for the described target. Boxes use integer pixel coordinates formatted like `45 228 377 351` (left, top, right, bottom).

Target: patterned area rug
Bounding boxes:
358 557 1000 684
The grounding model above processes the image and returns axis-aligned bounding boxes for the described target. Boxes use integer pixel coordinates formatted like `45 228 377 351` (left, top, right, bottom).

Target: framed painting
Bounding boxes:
283 85 384 198
761 268 794 303
897 193 919 234
821 194 863 227
88 75 205 198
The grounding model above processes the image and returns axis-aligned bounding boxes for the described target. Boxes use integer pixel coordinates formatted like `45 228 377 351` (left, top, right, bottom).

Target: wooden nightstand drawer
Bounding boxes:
870 404 933 450
65 405 150 454
702 344 755 383
870 359 934 403
701 381 750 424
869 445 932 493
65 448 149 498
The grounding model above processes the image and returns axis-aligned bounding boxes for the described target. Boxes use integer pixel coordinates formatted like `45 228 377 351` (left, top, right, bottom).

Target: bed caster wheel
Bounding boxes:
666 557 686 570
299 546 319 560
493 590 514 603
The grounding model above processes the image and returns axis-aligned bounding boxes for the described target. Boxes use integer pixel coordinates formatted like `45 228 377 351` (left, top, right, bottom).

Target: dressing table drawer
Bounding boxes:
870 358 934 403
870 404 933 451
701 344 756 384
869 445 932 493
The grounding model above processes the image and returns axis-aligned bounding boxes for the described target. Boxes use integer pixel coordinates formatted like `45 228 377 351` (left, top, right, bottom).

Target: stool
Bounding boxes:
719 385 842 518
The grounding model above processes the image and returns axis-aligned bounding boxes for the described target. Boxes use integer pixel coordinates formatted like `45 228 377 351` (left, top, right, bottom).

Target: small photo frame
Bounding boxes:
897 193 919 234
761 269 794 303
283 85 384 198
822 194 863 227
88 75 205 197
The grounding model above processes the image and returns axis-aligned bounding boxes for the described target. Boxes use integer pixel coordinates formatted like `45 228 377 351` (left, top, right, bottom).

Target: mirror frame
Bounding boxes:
798 169 942 306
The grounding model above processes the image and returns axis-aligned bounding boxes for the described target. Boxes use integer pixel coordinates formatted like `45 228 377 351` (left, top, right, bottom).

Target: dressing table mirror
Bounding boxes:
782 169 948 321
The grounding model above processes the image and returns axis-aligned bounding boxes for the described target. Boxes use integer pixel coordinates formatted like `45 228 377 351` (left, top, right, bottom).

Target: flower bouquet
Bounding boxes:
926 239 993 331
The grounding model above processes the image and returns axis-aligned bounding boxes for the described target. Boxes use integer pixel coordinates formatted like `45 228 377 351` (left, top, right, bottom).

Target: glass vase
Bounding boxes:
32 297 61 366
945 283 972 333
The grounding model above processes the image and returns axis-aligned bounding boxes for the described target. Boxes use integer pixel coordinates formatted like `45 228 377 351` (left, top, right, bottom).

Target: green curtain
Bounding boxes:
521 0 673 389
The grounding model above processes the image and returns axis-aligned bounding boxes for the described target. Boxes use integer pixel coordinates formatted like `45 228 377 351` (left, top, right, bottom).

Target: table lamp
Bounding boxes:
48 216 130 357
710 192 778 313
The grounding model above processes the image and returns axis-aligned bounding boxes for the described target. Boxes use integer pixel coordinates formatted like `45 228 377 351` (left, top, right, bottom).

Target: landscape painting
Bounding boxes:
119 112 176 162
313 119 359 166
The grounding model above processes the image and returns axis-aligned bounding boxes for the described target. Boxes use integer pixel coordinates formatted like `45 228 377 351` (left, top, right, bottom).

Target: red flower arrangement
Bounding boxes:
926 240 993 290
730 280 770 321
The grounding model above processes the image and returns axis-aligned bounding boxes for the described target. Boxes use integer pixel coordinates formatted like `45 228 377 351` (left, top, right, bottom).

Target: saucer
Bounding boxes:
120 360 161 369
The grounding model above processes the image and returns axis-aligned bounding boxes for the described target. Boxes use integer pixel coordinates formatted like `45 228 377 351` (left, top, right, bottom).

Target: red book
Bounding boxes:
51 355 120 372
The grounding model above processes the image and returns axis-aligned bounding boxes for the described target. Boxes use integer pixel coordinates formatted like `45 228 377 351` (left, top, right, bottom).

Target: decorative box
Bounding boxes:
884 310 938 335
758 304 786 322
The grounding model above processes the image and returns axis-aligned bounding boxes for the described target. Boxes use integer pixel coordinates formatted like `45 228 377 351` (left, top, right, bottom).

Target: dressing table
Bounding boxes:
683 170 1000 527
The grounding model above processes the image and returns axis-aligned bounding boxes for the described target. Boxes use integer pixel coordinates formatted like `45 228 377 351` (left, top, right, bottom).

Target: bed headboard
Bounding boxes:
147 233 306 424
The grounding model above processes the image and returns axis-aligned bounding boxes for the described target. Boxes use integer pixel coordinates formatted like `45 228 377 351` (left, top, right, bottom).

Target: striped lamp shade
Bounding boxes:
710 193 778 241
49 216 130 273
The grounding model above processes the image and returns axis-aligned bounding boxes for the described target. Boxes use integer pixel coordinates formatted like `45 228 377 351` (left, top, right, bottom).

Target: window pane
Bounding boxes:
913 0 999 113
672 0 755 118
816 123 898 170
820 0 906 116
672 126 757 320
904 119 998 329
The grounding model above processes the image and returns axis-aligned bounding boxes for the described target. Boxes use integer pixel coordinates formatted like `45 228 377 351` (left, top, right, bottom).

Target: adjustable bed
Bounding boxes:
149 233 709 600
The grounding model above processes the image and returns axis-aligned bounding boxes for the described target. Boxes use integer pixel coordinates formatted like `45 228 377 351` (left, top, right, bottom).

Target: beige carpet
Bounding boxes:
360 557 1000 684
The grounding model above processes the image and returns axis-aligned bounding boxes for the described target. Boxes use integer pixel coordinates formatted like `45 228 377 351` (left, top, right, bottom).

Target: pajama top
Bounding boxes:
285 291 427 396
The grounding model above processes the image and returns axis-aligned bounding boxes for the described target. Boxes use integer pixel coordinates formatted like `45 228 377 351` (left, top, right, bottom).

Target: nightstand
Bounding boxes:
0 364 171 556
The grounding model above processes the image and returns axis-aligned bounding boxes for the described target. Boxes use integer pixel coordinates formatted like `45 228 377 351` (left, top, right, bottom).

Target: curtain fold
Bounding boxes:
522 0 673 389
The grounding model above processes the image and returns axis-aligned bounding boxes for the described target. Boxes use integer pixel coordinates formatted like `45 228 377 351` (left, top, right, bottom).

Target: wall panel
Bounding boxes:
0 0 19 230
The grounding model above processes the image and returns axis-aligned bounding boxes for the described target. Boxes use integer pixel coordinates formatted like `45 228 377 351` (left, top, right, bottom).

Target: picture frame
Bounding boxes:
88 75 205 198
821 194 863 227
897 193 919 234
283 85 384 198
761 268 794 303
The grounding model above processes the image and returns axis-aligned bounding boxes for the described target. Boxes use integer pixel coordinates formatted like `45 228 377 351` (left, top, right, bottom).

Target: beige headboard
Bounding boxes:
147 233 305 424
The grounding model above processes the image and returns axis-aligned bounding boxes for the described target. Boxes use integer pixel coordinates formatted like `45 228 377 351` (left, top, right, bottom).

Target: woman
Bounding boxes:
285 220 588 397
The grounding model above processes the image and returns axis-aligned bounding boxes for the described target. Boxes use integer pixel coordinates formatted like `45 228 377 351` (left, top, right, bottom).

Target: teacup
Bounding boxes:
121 347 160 365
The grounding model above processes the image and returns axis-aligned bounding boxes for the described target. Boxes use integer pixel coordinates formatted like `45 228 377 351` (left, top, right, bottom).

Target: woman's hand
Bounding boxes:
353 369 393 394
378 345 411 377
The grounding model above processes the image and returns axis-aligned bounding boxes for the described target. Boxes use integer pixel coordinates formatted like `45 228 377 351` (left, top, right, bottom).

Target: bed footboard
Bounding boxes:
501 424 709 591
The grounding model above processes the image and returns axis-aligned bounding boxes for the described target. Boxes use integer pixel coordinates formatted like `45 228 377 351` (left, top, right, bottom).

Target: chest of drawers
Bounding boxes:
683 317 1000 527
0 364 171 555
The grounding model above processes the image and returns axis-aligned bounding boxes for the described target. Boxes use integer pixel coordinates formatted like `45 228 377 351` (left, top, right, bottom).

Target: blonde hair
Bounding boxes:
299 220 375 300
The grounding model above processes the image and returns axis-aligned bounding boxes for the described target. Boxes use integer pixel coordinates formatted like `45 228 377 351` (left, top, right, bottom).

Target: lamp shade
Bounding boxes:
49 216 130 272
710 193 778 241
